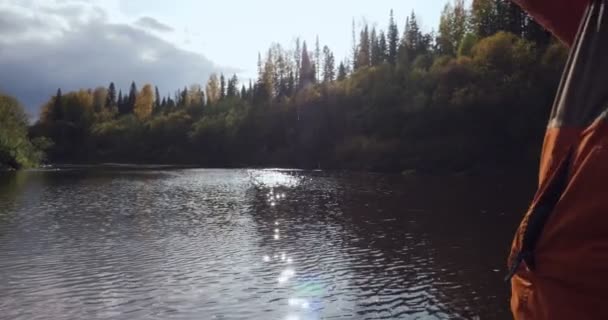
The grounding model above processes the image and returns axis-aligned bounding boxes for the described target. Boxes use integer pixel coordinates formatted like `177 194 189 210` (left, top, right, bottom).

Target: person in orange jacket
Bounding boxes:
507 0 608 319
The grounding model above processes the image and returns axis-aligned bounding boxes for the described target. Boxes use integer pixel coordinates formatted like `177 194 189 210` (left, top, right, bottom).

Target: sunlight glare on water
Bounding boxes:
248 169 303 189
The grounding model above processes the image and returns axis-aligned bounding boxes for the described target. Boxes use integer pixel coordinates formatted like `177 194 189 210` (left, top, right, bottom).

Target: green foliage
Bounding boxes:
458 33 478 57
438 3 457 54
0 94 47 169
541 41 568 78
91 115 144 160
471 32 535 76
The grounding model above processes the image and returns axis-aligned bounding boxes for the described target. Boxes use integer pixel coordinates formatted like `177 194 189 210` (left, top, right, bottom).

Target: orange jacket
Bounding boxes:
508 0 608 319
511 0 589 46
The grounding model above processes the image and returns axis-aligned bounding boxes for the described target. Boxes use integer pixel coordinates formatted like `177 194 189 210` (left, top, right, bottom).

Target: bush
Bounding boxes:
0 94 46 169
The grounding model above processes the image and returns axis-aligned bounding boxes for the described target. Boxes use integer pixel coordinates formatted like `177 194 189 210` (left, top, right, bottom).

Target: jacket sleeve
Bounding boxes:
512 0 590 46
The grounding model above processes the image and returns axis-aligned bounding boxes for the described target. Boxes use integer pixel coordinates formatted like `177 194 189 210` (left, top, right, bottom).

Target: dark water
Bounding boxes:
0 167 534 319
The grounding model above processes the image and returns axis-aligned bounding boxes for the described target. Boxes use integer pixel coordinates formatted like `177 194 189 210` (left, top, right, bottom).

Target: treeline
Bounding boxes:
31 0 568 172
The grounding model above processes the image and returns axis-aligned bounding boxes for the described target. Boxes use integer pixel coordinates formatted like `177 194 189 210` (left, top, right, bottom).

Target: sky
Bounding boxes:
0 0 448 115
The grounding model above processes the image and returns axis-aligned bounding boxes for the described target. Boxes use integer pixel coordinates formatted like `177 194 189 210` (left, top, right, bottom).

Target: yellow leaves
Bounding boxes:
188 84 204 107
67 90 94 111
431 56 478 108
294 86 321 106
39 100 54 124
134 84 154 120
92 87 108 113
471 32 534 71
60 90 94 125
206 74 221 105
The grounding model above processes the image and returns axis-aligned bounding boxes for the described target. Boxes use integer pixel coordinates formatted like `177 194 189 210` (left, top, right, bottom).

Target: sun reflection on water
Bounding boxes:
253 169 324 320
248 169 303 189
278 267 296 284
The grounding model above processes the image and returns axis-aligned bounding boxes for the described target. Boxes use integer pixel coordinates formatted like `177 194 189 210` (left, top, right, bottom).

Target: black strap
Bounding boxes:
505 150 572 282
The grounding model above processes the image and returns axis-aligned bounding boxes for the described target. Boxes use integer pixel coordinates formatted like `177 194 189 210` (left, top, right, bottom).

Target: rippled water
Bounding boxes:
0 167 533 319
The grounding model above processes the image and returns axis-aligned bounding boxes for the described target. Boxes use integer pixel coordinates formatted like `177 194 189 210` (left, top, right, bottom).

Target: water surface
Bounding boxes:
0 167 533 319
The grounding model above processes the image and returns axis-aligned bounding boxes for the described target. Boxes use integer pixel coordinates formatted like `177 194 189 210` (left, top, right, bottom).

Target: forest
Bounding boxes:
2 0 568 172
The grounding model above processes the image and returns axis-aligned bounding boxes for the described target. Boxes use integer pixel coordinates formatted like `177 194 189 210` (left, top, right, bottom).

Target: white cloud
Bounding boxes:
135 16 173 33
0 0 221 115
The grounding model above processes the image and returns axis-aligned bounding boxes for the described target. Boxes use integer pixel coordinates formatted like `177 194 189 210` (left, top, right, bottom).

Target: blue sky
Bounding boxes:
0 0 449 113
119 0 448 75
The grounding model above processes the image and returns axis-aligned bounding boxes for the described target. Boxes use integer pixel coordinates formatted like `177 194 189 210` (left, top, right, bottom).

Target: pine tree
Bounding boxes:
438 3 455 54
357 25 371 68
227 74 239 97
167 97 176 109
52 88 63 121
271 44 288 98
287 71 295 96
401 12 426 61
315 35 321 82
258 49 275 101
352 19 359 70
370 27 381 66
241 85 247 99
378 31 388 63
117 90 123 113
294 37 301 84
105 82 116 111
399 17 411 64
155 86 161 109
387 9 399 64
405 12 420 50
180 86 189 107
220 74 226 100
299 41 315 88
322 46 335 83
257 52 263 81
337 62 347 81
124 81 137 114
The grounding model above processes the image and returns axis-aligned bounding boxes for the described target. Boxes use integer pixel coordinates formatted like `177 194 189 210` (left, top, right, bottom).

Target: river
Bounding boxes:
0 167 535 319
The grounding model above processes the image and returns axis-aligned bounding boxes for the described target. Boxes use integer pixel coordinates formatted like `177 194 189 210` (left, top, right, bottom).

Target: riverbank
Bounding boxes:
29 162 540 180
